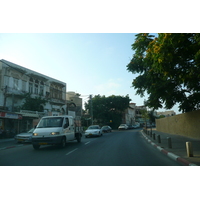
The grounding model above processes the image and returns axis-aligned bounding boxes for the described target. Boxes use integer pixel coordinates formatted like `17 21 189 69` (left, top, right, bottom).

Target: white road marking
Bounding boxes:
66 148 78 156
85 141 91 145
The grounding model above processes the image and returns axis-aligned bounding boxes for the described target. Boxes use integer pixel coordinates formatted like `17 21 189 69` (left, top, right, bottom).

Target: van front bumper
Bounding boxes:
32 136 62 145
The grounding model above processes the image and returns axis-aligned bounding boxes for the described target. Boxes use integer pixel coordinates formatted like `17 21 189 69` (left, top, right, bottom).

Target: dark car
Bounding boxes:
101 126 112 133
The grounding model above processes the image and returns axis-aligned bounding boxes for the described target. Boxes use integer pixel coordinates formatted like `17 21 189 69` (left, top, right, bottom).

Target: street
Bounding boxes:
0 129 182 166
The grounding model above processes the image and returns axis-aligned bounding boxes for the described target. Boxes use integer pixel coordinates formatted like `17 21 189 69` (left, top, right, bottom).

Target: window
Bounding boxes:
35 80 39 94
4 76 9 86
35 84 38 94
22 81 27 92
29 78 33 93
40 81 44 96
13 78 19 90
64 118 69 128
29 82 33 93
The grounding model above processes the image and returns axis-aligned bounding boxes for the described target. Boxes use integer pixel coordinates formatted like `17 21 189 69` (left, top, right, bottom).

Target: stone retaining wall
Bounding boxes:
156 109 200 139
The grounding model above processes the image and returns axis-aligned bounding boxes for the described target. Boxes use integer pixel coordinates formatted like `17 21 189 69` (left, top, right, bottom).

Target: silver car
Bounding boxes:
15 128 35 143
118 124 128 130
85 125 102 138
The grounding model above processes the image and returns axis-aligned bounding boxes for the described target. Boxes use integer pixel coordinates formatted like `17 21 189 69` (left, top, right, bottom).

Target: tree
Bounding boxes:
127 33 200 113
20 93 47 112
84 95 131 128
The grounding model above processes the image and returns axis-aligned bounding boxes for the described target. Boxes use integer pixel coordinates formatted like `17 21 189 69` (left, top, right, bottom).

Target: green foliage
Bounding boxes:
127 33 200 113
148 109 158 123
21 93 47 112
140 109 149 121
85 95 131 129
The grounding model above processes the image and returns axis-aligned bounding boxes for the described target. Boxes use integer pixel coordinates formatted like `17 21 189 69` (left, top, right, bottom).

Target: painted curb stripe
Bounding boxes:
140 130 197 166
177 157 192 166
161 149 169 155
168 152 179 161
157 146 163 151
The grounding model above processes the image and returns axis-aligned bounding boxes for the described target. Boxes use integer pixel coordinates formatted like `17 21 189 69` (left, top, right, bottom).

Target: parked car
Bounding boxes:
146 123 152 128
15 128 35 143
118 124 128 130
101 126 112 133
128 125 133 129
85 125 103 138
132 124 140 129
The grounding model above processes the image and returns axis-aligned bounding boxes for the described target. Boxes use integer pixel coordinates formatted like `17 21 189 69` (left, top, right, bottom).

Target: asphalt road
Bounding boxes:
0 129 182 166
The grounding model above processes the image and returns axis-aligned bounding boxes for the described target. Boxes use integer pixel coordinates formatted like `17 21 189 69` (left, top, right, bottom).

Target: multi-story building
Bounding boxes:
135 105 147 125
66 91 82 117
123 103 136 125
156 110 176 117
0 59 67 136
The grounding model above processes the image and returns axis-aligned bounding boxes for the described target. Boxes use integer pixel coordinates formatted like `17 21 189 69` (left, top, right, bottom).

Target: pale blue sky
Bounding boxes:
0 33 180 113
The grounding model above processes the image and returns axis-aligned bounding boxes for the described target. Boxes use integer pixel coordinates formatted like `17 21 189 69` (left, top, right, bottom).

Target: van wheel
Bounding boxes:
60 137 66 148
33 144 40 150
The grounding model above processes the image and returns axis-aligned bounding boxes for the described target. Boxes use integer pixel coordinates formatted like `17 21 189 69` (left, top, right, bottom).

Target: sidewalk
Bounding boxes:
141 128 200 166
0 138 15 143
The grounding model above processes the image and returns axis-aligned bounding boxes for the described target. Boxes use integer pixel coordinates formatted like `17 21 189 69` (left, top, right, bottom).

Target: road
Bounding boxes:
0 129 182 166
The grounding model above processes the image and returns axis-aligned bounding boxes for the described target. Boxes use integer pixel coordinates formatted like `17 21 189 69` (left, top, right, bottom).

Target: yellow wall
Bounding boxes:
156 110 200 139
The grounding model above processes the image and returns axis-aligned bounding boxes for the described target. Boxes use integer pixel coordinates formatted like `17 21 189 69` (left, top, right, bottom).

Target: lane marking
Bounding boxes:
85 141 91 145
0 144 24 151
66 148 78 156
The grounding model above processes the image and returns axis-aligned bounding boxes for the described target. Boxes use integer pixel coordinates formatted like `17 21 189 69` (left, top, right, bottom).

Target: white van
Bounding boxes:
32 115 83 150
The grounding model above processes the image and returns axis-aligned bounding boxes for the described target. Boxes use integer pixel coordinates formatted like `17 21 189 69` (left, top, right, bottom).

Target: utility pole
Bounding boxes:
89 94 93 125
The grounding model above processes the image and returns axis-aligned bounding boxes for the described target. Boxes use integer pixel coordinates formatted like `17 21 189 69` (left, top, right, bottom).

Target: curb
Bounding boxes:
141 131 198 166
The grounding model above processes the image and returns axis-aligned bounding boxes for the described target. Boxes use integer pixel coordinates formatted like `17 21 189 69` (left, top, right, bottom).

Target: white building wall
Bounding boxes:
0 59 67 115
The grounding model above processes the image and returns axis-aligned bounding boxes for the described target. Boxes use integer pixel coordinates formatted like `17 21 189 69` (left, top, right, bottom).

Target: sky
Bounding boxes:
0 33 181 113
1 1 198 115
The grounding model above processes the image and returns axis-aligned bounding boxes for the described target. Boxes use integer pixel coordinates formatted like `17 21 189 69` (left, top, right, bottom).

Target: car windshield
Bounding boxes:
37 117 64 128
88 125 99 130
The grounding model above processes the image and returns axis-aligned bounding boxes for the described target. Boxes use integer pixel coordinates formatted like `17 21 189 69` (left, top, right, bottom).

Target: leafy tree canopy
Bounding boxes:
21 93 47 112
85 94 131 128
127 33 200 113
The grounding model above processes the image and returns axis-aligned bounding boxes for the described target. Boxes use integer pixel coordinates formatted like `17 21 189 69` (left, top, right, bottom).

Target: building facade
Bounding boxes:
66 91 82 117
0 59 67 136
123 103 136 125
156 110 176 117
135 105 148 125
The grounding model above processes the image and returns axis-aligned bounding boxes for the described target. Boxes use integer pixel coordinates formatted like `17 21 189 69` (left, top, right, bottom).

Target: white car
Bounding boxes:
118 124 128 130
85 125 102 138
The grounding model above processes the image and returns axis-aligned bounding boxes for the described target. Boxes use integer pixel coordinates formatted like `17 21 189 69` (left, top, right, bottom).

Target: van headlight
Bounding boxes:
50 132 60 135
33 133 38 136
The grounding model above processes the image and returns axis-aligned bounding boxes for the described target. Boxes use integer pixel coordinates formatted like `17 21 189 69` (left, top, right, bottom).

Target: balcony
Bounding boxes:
4 86 25 96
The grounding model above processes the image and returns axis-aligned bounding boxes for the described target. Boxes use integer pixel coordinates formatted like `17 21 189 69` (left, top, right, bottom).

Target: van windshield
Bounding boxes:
37 117 64 128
